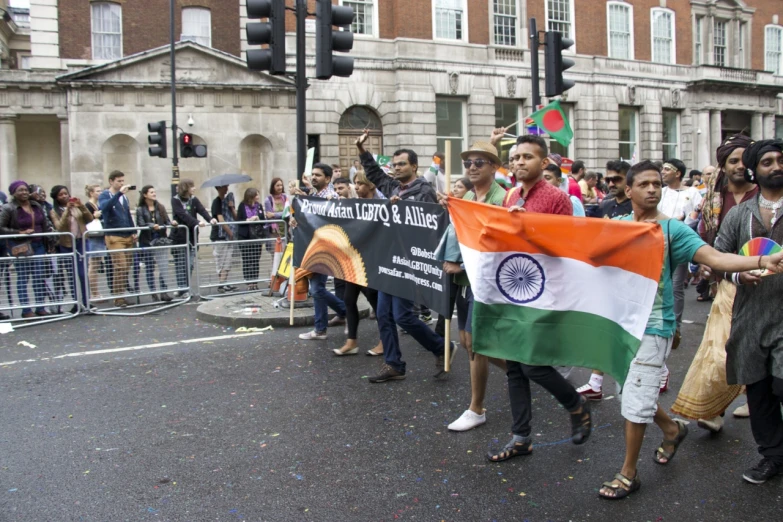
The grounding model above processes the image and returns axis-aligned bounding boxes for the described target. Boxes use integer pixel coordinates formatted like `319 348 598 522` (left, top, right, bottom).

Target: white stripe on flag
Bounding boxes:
461 245 658 340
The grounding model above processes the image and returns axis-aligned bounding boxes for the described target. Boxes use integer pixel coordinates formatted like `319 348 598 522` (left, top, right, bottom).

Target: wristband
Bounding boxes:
731 272 741 286
758 255 764 270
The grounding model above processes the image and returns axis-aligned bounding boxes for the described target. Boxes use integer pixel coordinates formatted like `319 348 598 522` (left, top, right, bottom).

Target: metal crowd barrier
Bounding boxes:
195 220 287 299
82 225 191 316
0 231 81 328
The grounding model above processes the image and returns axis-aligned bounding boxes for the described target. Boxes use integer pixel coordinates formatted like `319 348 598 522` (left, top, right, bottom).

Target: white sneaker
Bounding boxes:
299 330 327 340
448 409 486 432
697 415 724 433
733 403 750 418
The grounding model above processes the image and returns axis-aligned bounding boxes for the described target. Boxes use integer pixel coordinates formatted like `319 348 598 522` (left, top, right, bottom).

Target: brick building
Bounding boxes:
0 0 782 202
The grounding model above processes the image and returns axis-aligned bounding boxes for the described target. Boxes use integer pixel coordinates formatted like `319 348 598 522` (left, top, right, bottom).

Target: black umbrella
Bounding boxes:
200 174 252 189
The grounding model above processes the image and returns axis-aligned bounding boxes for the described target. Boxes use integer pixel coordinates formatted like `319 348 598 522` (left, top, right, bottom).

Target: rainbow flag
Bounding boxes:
448 199 664 385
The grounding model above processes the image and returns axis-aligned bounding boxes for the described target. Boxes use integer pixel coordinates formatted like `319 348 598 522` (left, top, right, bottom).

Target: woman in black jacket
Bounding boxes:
236 188 265 291
170 179 215 296
136 186 177 302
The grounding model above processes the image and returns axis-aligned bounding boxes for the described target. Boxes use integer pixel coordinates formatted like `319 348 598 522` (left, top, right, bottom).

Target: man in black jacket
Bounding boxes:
355 130 449 383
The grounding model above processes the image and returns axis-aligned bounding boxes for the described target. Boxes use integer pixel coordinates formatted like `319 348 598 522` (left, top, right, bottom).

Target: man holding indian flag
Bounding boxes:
448 155 783 499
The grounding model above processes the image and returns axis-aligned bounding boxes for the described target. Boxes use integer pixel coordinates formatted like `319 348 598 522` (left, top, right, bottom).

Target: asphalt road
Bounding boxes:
1 292 781 521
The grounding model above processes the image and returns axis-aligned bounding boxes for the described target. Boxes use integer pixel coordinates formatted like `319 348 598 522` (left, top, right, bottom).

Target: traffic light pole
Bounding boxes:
169 0 179 197
529 18 541 109
295 0 307 184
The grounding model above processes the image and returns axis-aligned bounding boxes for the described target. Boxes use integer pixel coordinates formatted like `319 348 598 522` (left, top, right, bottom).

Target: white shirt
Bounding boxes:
658 185 702 222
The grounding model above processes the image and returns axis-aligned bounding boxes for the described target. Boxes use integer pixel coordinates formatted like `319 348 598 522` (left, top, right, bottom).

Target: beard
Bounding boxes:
757 170 783 190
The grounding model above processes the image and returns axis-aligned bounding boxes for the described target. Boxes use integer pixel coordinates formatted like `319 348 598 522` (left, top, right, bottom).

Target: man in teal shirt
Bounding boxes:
441 142 507 432
599 160 783 500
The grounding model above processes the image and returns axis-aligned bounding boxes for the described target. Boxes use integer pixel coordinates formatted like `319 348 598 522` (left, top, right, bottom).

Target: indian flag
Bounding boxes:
448 198 664 385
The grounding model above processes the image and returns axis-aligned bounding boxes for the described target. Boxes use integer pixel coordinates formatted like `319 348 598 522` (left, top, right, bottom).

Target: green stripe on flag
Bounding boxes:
471 302 642 386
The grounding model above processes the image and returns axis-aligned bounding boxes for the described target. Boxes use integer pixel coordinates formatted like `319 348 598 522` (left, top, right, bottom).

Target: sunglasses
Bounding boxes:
463 159 492 169
606 176 623 183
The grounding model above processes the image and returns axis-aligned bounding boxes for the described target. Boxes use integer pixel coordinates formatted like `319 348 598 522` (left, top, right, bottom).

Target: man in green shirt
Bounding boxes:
599 160 783 500
442 142 507 432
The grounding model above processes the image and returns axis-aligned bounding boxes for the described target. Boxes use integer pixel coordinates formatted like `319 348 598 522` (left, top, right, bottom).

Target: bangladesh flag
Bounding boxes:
527 100 573 148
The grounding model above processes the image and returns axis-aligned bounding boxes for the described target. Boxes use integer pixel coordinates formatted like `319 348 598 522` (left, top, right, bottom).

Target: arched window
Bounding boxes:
338 106 382 132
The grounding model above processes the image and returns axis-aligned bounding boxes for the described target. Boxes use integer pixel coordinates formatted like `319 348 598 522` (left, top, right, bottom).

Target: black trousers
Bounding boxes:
334 278 346 303
434 280 459 337
746 375 783 465
507 361 582 438
344 281 378 339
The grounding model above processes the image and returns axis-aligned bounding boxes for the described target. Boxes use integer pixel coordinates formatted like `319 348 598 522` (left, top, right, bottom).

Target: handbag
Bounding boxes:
9 240 33 257
86 219 103 232
150 237 174 247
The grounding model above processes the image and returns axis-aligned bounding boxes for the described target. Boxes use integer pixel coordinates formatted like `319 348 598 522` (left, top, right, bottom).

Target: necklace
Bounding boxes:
759 194 783 226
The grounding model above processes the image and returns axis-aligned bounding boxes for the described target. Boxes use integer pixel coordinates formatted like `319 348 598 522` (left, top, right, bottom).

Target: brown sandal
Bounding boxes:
599 472 641 500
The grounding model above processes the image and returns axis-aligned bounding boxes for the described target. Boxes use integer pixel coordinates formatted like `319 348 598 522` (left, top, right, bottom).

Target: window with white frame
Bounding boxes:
434 0 465 41
436 97 465 171
737 22 745 68
713 19 727 66
651 8 675 64
91 2 122 60
662 110 680 160
766 25 783 75
495 99 521 163
776 117 783 140
344 0 375 36
546 0 574 42
182 8 211 47
607 2 632 60
694 16 702 65
618 107 639 163
493 0 517 46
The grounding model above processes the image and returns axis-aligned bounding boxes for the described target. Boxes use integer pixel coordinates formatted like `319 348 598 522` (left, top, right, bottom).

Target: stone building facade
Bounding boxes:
0 0 781 204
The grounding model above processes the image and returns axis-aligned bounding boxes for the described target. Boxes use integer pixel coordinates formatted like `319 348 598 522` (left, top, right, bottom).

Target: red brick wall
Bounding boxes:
59 0 240 60
468 0 488 45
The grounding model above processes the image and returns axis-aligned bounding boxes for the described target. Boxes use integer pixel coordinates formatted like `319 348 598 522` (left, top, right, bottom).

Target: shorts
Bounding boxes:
456 285 473 334
621 334 673 424
213 241 235 273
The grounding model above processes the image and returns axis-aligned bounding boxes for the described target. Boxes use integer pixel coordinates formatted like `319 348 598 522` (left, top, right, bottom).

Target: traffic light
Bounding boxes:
147 121 167 158
315 0 355 80
180 133 207 158
246 0 286 75
544 31 575 98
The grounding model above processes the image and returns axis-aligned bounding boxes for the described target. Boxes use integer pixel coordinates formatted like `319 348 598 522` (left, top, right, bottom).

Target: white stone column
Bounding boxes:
695 110 711 170
763 113 775 139
0 115 18 192
30 0 62 70
751 112 764 140
710 110 722 165
59 115 71 185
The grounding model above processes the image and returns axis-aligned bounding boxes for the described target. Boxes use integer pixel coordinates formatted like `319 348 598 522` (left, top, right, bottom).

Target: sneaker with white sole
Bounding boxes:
697 415 724 433
299 330 327 340
733 403 750 418
448 409 486 432
743 458 781 484
577 383 603 401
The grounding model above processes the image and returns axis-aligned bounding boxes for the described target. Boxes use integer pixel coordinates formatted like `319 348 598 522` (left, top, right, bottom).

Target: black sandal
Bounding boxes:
486 438 533 462
598 472 641 500
570 397 592 445
654 419 688 465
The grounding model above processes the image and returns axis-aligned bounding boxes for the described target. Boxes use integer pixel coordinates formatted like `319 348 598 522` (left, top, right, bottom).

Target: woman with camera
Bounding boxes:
50 185 94 312
136 185 177 302
237 188 265 291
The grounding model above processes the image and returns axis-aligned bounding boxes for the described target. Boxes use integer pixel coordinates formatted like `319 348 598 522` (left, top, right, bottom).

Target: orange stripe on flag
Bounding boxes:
448 198 664 282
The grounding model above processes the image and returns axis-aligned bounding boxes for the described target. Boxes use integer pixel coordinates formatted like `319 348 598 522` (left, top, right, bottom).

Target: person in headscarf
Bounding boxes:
713 139 783 485
671 135 757 433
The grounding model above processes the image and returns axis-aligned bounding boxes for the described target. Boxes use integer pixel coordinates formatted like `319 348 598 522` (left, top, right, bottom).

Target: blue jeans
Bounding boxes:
376 291 444 374
310 273 346 333
58 242 87 307
15 241 47 315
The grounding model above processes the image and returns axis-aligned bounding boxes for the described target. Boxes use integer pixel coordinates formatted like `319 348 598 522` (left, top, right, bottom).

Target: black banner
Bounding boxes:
292 197 451 316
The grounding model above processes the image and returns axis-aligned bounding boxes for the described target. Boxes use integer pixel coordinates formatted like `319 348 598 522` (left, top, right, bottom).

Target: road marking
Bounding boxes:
0 331 270 367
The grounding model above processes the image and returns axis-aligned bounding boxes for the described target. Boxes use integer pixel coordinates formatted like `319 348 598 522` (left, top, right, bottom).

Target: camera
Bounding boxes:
128 185 137 191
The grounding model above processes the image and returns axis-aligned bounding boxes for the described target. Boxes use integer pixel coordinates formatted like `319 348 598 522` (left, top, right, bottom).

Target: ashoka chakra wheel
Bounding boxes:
496 254 546 304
